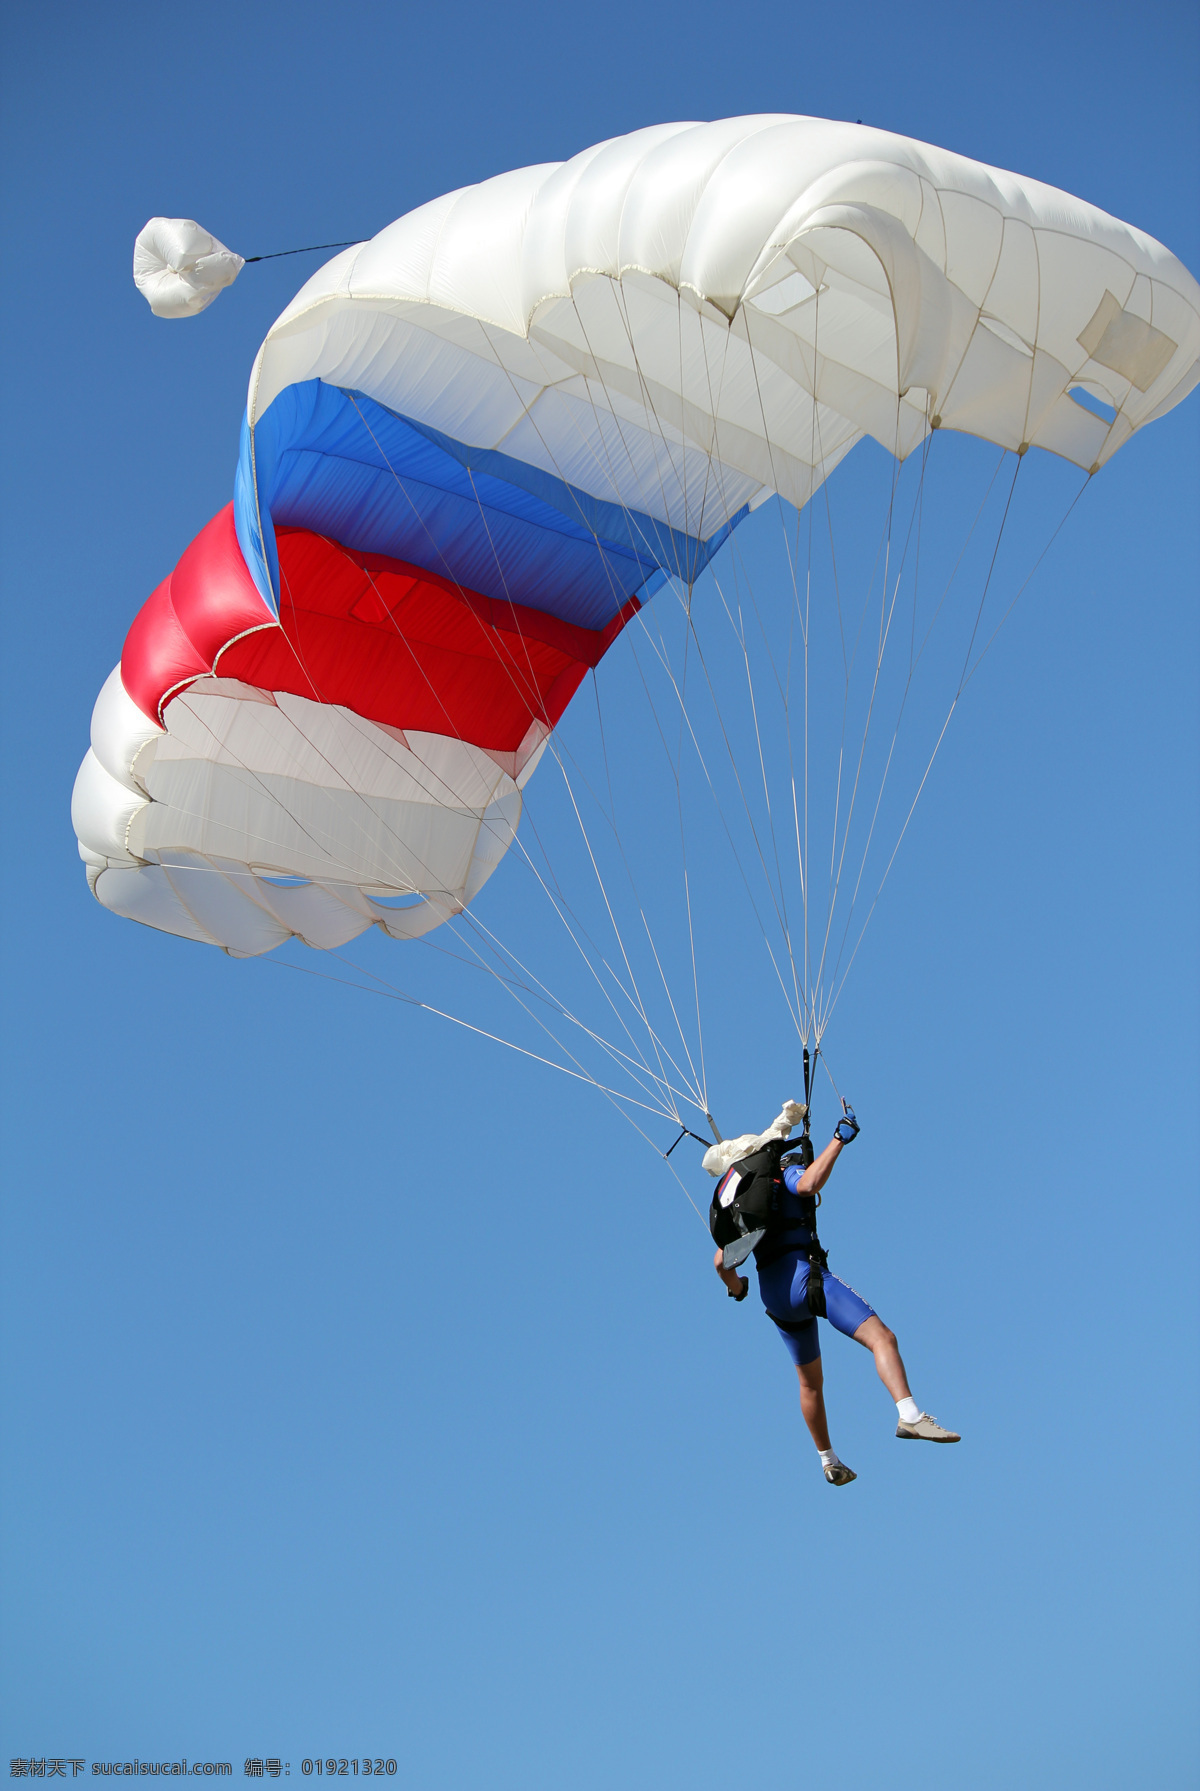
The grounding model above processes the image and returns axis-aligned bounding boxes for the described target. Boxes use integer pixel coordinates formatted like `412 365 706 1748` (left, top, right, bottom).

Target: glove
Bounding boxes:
834 1101 859 1144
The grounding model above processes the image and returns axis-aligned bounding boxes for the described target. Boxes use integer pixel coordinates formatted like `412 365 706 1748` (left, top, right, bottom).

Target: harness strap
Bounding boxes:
804 1241 830 1317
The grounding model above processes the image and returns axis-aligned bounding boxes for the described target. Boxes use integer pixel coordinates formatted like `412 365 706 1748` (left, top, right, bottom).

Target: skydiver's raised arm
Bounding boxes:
788 1103 860 1196
789 1135 843 1195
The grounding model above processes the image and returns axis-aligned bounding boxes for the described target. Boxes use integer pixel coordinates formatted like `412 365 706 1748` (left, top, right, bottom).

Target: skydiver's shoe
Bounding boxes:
896 1413 960 1442
824 1463 857 1485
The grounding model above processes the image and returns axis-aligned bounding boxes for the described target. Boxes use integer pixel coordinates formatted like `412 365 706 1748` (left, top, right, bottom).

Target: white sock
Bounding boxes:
896 1396 921 1425
818 1448 841 1470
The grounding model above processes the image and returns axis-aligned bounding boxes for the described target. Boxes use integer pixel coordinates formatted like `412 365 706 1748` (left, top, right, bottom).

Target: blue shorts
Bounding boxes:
756 1252 877 1367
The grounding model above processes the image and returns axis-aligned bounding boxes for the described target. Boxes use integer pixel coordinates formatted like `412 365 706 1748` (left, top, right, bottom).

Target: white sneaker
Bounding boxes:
896 1413 960 1442
824 1463 857 1485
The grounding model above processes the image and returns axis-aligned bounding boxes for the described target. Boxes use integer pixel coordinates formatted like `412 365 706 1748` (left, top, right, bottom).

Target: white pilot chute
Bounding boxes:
133 217 243 318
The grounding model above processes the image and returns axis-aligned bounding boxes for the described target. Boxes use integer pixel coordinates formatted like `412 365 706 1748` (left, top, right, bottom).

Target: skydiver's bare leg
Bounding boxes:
852 1315 912 1402
796 1357 831 1451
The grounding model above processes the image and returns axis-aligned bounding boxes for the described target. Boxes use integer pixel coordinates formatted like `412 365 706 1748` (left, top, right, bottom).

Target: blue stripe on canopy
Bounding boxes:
235 381 745 627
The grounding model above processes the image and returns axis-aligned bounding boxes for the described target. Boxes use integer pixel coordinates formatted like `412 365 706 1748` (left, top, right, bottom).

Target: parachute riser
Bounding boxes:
795 1045 817 1171
664 1124 718 1160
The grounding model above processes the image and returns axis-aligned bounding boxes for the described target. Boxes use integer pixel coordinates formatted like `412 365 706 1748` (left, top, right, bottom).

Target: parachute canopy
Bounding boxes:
80 118 1200 959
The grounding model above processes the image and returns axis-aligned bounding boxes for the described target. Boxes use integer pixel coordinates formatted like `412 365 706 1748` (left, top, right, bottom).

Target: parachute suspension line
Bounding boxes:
908 415 934 677
507 664 708 1102
653 292 708 1096
722 515 823 980
479 308 674 585
814 396 850 992
669 597 711 1112
611 283 817 1078
342 389 710 1112
787 442 1018 1016
452 904 697 1115
756 499 810 1034
628 611 806 1036
705 553 806 1030
477 292 747 1115
959 469 1094 694
673 288 693 557
821 391 910 935
260 950 710 1226
955 454 1024 689
472 837 702 1116
165 645 496 956
468 308 726 1116
476 304 723 1088
479 713 705 1112
274 499 704 1127
172 652 691 1118
575 286 684 575
323 939 682 1128
814 437 991 1035
839 422 937 887
434 909 692 1121
637 605 809 1038
740 315 822 1042
417 918 690 1113
614 280 699 571
655 578 805 1008
813 423 942 1025
815 451 1090 1039
809 490 816 1045
668 304 747 1102
342 396 567 731
279 554 619 999
457 454 708 1106
802 298 823 1044
470 318 657 627
668 586 803 983
568 314 758 1097
817 1047 843 1105
344 398 551 722
523 688 709 1103
463 463 575 724
702 322 808 1034
538 736 709 1108
779 279 847 1044
558 676 716 1110
586 667 710 1113
808 396 912 1032
275 551 583 945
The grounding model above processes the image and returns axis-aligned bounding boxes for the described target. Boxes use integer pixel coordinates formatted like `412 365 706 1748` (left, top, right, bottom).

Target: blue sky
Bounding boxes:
2 2 1197 1784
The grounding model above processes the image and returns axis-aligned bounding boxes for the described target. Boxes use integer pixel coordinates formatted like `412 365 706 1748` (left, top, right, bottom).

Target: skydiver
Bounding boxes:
706 1100 959 1486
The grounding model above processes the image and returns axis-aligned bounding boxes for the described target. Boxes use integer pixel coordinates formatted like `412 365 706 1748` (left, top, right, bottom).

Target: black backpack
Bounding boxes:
709 1135 808 1270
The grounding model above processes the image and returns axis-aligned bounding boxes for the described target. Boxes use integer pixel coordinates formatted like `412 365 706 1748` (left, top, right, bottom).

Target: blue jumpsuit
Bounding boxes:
754 1165 876 1367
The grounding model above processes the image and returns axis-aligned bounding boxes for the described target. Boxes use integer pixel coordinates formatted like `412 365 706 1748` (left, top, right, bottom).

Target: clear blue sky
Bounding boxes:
2 2 1197 1784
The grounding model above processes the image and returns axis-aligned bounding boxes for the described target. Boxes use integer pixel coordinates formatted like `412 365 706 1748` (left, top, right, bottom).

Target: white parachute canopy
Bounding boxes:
133 217 244 318
84 122 1200 1140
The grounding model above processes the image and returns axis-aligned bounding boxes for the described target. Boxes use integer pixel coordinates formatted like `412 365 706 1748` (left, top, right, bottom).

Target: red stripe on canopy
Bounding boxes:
120 505 640 749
